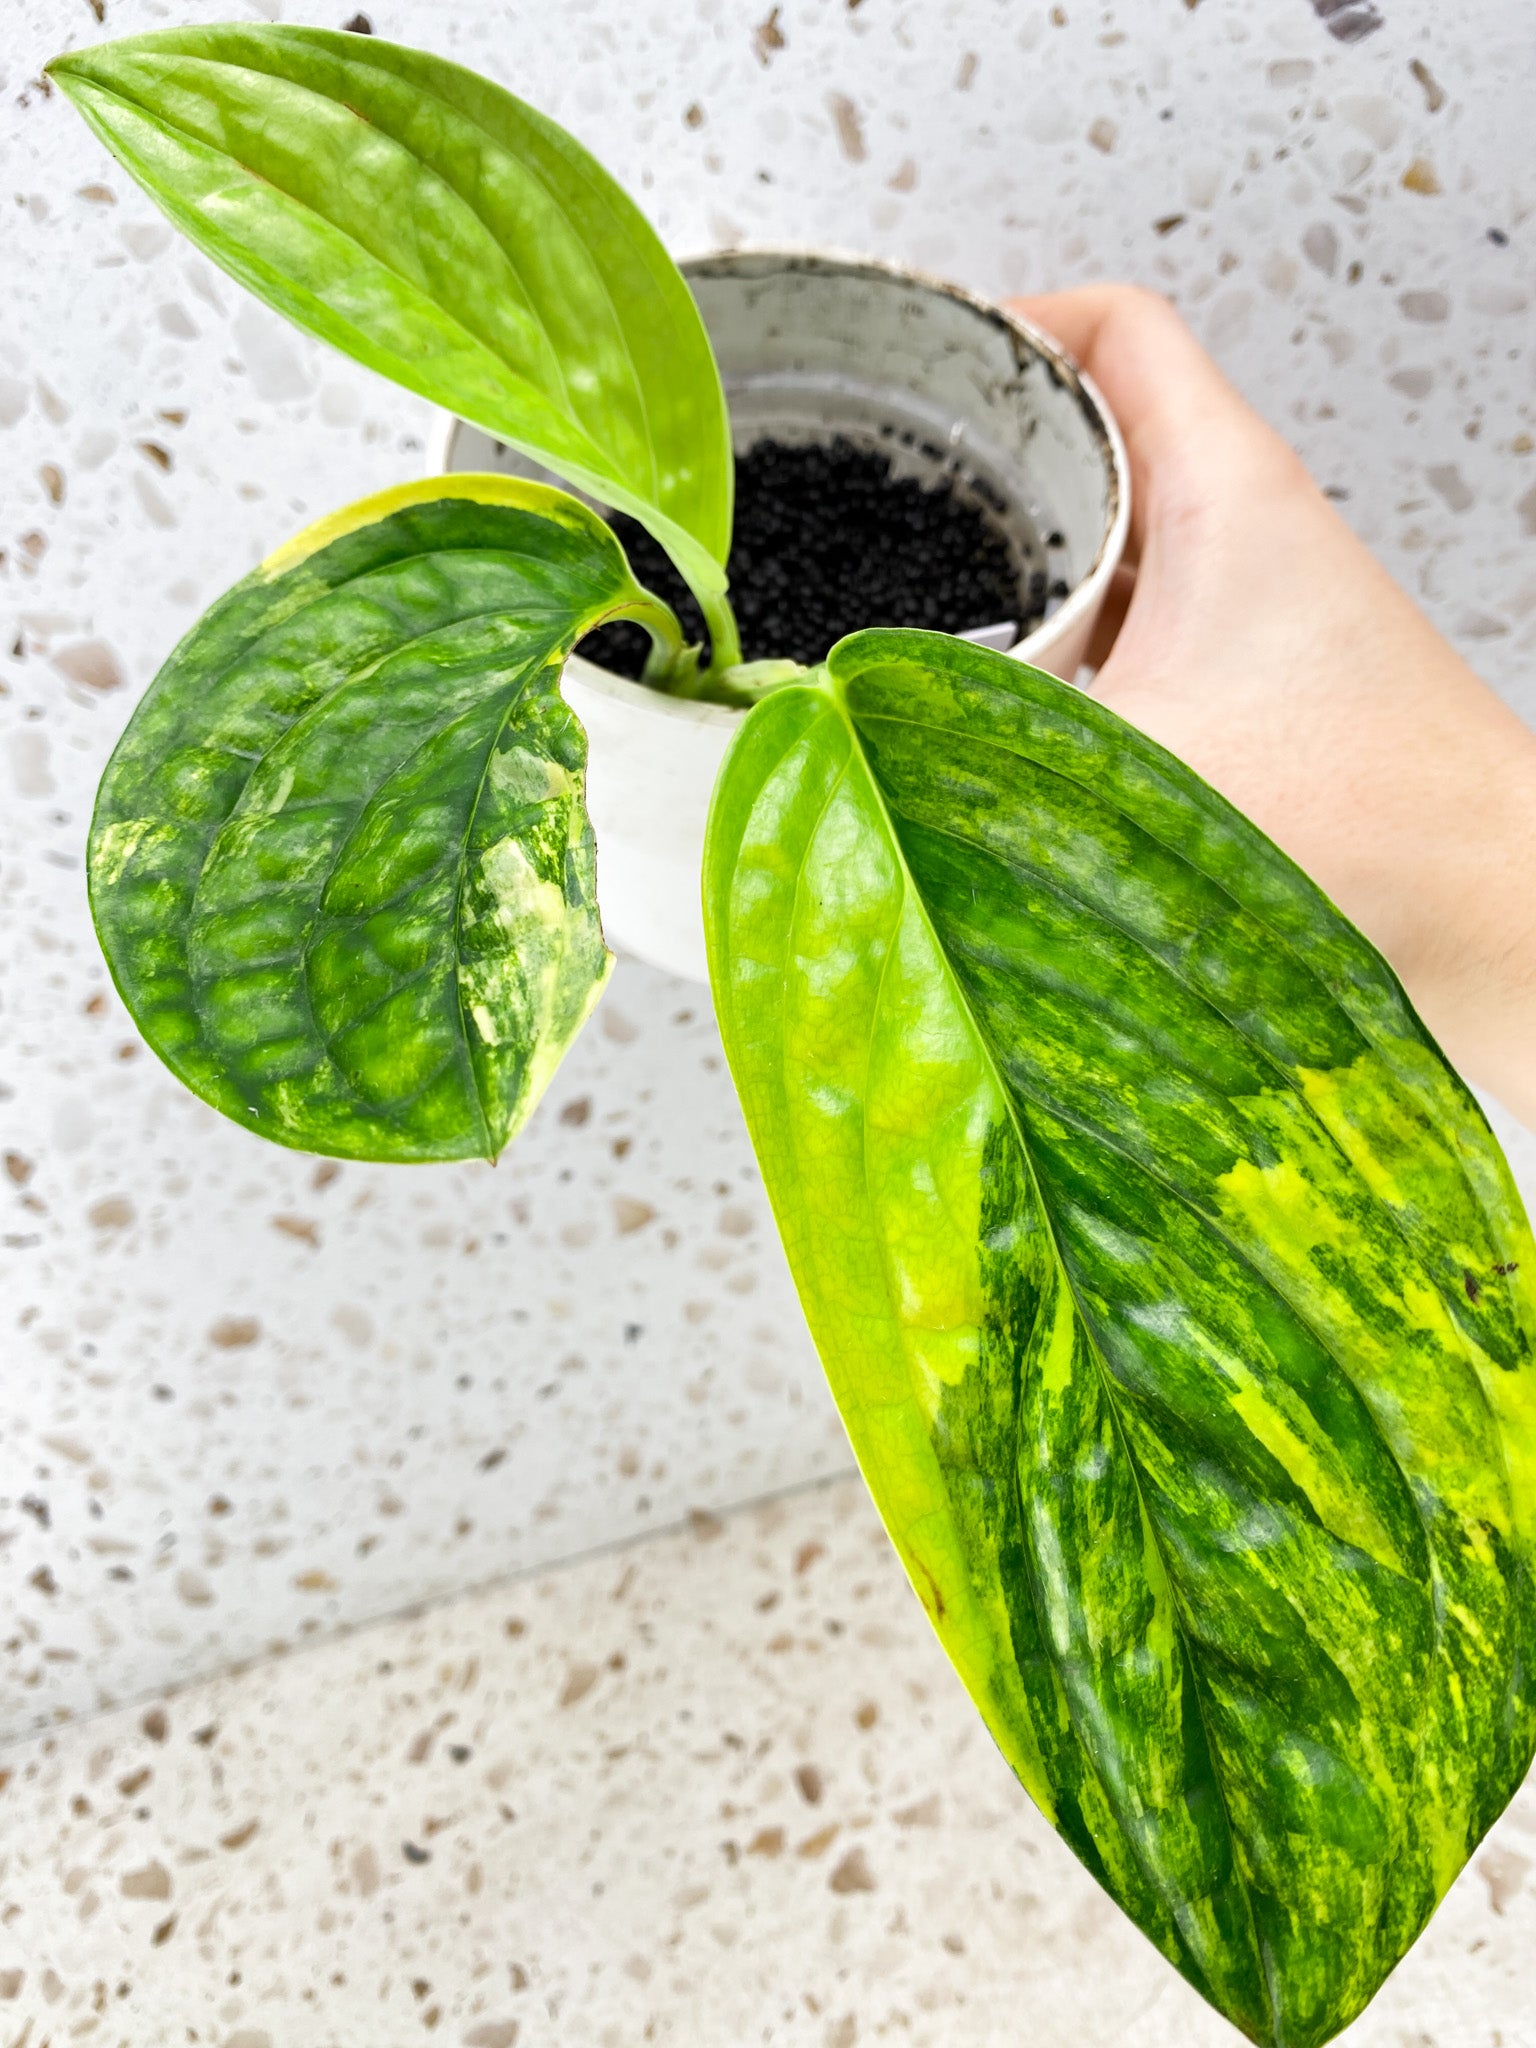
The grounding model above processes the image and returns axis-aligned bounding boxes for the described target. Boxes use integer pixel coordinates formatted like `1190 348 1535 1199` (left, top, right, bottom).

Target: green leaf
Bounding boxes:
89 477 652 1162
704 628 1536 2047
48 24 733 613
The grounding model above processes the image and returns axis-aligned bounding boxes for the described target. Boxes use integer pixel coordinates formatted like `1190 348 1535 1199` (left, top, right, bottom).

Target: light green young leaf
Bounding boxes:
704 628 1536 2047
89 477 661 1162
48 25 734 629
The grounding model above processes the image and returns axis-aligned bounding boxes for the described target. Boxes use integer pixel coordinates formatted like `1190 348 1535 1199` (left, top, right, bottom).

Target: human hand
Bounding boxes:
1008 284 1536 1133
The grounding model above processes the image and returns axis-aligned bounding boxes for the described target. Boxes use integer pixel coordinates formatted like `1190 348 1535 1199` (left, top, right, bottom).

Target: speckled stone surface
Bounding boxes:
0 1475 1532 2047
4 0 1536 1756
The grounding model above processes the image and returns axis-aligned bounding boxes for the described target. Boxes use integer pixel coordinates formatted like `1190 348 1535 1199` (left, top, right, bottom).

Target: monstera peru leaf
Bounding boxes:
47 25 735 637
89 477 663 1162
704 628 1536 2047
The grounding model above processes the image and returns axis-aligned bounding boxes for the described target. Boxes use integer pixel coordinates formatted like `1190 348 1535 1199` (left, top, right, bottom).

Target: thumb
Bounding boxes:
1005 285 1301 560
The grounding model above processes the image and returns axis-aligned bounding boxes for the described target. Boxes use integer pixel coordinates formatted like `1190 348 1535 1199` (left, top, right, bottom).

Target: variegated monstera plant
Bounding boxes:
53 25 1536 2046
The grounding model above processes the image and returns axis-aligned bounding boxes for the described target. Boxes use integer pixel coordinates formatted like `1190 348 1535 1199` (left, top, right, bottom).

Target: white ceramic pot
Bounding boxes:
438 250 1130 985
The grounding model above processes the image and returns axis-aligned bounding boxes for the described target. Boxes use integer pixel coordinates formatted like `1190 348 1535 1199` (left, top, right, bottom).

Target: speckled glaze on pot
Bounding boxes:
439 250 1131 985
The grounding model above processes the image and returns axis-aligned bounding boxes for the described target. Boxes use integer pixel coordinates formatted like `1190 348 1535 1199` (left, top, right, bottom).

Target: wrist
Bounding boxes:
1391 706 1536 1129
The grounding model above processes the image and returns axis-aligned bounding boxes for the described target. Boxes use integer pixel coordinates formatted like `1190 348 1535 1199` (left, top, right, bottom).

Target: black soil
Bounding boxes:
579 434 1054 679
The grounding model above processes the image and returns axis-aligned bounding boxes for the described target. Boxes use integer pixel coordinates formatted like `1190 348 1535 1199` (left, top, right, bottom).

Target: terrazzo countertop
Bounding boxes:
2 1474 1534 2048
4 0 1536 2040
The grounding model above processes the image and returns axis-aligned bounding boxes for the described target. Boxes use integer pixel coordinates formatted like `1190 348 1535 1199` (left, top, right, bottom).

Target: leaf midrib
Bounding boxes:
849 698 1479 1996
809 680 1280 2037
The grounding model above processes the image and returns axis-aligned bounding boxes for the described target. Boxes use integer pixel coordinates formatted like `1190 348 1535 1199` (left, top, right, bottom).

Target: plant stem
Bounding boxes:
611 587 689 686
699 587 743 674
609 571 745 694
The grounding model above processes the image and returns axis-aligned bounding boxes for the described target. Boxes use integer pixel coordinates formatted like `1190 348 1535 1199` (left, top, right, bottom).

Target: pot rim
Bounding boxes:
433 244 1132 729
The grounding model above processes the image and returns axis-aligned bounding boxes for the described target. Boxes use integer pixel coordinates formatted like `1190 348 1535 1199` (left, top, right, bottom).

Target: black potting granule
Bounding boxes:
579 434 1045 679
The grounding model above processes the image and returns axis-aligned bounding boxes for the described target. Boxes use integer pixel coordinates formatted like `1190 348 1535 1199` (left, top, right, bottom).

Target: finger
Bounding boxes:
1082 560 1136 674
1004 285 1287 551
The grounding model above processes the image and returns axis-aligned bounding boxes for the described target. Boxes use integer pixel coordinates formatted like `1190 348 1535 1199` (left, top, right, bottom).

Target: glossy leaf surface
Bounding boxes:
49 25 733 606
89 478 641 1162
704 628 1536 2046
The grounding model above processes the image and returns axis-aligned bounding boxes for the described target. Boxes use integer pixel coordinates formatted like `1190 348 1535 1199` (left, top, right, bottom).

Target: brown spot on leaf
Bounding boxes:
1463 1269 1483 1304
910 1554 946 1620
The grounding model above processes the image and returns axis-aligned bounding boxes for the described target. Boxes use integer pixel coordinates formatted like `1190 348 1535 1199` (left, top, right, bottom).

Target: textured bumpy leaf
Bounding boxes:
704 628 1536 2047
89 478 647 1162
48 25 733 606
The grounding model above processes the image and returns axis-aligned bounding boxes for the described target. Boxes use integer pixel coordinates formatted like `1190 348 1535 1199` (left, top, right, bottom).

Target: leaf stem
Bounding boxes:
699 586 743 675
610 586 690 687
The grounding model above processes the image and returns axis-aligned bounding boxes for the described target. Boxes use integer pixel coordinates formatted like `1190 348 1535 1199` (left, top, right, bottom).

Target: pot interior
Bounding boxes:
444 251 1120 651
